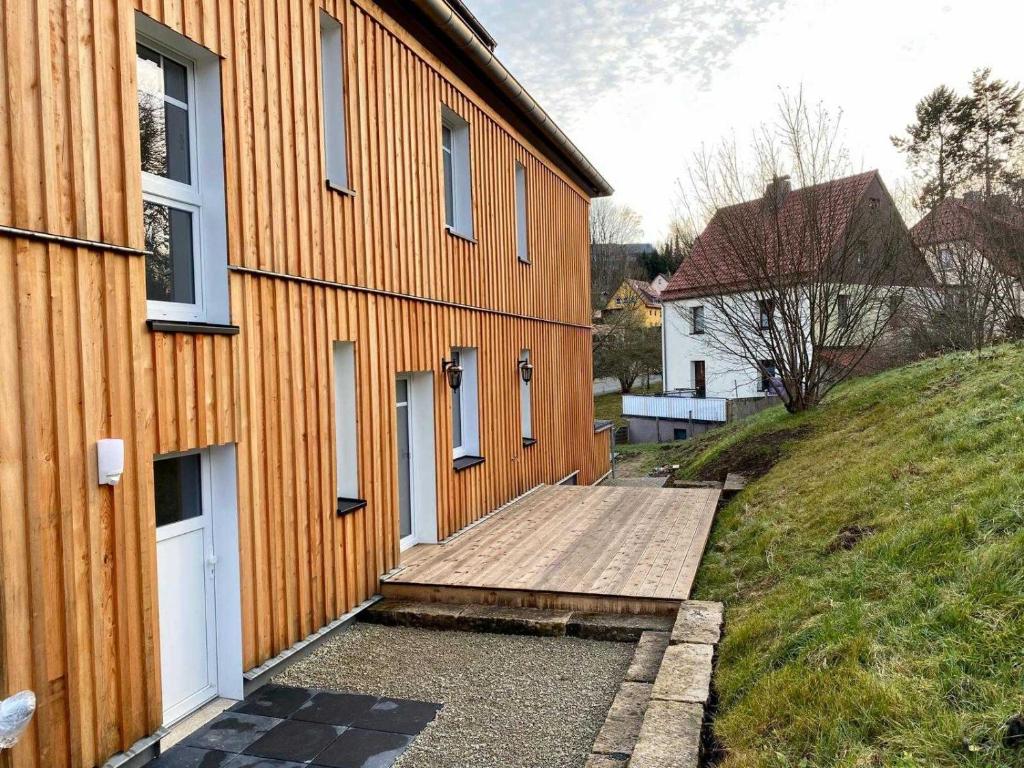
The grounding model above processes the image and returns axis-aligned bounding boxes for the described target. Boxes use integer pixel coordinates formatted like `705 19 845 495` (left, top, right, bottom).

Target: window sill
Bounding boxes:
453 455 485 472
147 319 240 336
336 497 367 517
522 438 537 448
690 331 705 335
326 179 356 197
445 226 477 245
518 256 531 266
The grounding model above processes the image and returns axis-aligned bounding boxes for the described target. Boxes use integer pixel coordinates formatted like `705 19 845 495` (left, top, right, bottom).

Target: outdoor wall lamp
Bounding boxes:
441 357 463 390
518 358 534 384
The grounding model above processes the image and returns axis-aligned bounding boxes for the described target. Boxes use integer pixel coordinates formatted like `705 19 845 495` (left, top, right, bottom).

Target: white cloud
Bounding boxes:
470 0 1024 240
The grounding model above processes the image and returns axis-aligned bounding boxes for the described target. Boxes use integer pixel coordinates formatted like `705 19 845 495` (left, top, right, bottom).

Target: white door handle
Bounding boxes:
206 554 218 569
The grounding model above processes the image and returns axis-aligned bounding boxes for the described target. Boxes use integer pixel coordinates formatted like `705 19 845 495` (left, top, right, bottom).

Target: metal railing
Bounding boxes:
621 393 728 422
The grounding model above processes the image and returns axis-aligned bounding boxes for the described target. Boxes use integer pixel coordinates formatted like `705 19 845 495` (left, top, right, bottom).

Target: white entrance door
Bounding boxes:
396 377 416 550
155 451 219 725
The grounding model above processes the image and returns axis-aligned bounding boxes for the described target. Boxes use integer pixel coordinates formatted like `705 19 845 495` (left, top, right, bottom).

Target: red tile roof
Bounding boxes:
910 196 1024 279
662 171 885 301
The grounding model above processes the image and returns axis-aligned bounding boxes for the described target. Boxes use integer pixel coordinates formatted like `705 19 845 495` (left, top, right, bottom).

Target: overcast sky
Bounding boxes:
469 0 1024 241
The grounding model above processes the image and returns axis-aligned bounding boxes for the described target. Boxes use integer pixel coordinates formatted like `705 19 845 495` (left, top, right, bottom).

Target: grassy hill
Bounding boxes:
664 344 1024 767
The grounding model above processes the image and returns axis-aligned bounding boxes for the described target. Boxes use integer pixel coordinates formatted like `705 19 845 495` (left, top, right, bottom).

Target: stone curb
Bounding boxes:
586 600 723 767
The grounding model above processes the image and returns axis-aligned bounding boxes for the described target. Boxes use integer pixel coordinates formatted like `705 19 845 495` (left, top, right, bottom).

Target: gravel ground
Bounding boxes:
274 622 633 768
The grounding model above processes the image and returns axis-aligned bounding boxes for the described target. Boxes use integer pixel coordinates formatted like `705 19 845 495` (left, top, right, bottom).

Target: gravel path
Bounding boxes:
275 622 633 768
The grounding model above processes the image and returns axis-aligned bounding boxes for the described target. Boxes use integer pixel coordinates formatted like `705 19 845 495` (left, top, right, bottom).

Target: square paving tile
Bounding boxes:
244 719 344 763
232 685 315 719
311 727 413 768
149 747 236 767
350 698 441 735
292 691 379 726
222 754 310 768
183 713 282 753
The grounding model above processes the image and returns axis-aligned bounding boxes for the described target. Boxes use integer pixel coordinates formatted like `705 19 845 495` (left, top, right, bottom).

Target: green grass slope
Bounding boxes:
681 344 1024 767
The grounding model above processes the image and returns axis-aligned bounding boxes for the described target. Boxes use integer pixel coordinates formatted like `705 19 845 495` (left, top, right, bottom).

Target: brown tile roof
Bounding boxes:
625 278 662 307
911 196 1024 279
662 171 884 301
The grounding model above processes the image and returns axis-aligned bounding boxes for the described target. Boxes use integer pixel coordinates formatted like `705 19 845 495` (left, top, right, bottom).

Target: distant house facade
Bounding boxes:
603 276 668 327
661 171 923 400
911 193 1024 336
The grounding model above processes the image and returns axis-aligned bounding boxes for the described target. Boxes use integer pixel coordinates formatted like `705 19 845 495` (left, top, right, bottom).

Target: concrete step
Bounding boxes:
360 598 673 641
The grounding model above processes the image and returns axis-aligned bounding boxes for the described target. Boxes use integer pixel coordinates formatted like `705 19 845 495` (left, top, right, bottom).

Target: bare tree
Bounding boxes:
589 198 643 245
593 306 661 394
673 92 928 412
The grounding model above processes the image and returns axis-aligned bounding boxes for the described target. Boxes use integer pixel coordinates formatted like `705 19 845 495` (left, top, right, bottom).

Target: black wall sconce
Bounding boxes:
519 357 534 384
441 357 463 390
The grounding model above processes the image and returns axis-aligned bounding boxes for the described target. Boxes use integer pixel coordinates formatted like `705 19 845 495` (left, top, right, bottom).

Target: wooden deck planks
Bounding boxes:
383 484 720 603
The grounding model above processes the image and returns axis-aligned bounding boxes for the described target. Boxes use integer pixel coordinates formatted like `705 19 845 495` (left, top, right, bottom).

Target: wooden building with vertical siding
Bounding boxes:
0 1 612 766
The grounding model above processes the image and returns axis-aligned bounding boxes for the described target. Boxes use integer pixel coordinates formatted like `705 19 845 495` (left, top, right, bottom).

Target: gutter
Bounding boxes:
409 0 614 198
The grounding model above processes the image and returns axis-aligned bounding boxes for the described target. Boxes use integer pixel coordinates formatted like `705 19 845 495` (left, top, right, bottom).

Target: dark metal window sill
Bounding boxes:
453 455 485 472
326 179 357 197
445 226 478 245
147 320 240 336
522 437 537 447
691 330 705 335
336 497 367 517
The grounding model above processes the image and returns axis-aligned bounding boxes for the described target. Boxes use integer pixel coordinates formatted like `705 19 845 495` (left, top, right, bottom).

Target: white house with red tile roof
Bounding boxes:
660 171 927 400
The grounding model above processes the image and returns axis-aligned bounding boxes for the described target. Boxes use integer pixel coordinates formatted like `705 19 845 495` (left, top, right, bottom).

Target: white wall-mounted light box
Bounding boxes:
97 439 125 486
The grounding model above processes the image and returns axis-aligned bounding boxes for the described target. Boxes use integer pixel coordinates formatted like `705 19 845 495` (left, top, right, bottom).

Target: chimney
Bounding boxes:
764 175 791 210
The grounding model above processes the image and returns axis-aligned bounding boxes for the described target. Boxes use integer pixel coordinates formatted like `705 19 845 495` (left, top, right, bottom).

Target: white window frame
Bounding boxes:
441 106 473 239
451 347 480 459
514 161 529 263
319 11 349 191
519 349 533 441
137 13 229 325
332 342 359 500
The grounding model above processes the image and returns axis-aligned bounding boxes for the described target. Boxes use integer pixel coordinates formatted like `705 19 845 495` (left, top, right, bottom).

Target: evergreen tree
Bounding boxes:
959 68 1023 197
892 86 972 210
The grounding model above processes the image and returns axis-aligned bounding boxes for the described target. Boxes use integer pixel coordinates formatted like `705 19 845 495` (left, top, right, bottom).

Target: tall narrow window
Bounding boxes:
137 14 229 325
519 349 533 443
320 11 349 191
333 342 363 514
691 305 705 334
758 299 774 330
450 347 480 462
759 359 778 392
515 161 529 262
838 294 851 327
441 106 473 238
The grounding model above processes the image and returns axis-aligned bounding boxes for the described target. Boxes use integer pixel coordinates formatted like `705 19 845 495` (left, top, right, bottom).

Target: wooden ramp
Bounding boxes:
381 484 720 614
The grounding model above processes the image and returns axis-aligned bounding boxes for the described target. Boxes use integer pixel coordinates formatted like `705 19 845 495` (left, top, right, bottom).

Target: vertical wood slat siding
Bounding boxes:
0 1 610 768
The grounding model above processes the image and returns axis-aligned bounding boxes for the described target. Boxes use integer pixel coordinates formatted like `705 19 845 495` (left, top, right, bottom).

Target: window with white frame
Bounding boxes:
690 305 705 334
837 293 851 326
514 161 529 262
450 347 480 459
441 106 473 238
319 11 349 191
137 15 228 324
519 349 533 442
332 342 361 510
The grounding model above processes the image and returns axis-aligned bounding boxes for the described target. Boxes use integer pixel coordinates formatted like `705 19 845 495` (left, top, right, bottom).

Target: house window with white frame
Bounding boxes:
137 16 229 325
441 106 473 238
691 305 705 334
319 11 349 191
451 347 480 460
514 161 529 262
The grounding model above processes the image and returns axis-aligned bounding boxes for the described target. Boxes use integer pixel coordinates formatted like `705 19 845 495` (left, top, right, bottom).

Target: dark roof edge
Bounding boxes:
408 0 614 198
